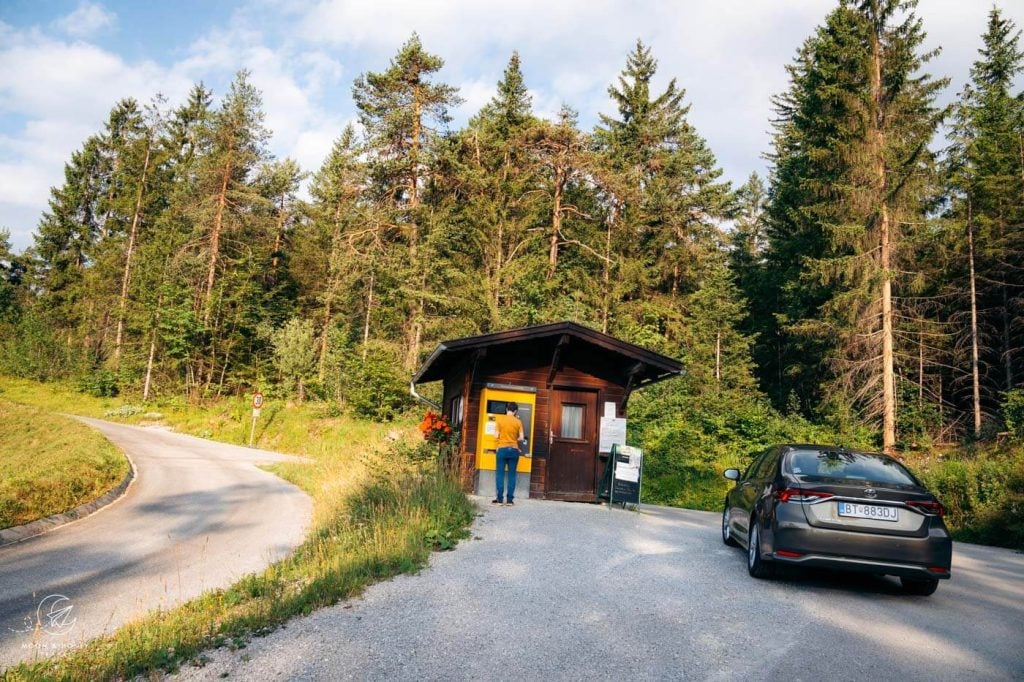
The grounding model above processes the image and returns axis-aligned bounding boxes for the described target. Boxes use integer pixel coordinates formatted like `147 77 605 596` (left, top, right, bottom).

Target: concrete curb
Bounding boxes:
0 427 137 548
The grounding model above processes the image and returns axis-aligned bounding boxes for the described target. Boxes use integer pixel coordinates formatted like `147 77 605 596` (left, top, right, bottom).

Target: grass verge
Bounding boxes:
0 399 128 530
0 378 476 680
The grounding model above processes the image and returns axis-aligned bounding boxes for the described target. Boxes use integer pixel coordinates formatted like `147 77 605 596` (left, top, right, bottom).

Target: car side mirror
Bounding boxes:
723 468 740 481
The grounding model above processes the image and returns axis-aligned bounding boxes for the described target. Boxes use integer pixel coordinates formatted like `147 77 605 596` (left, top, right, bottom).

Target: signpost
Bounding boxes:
608 444 643 509
249 391 264 447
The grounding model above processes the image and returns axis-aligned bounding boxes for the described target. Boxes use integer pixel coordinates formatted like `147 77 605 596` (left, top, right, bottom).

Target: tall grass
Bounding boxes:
0 399 128 529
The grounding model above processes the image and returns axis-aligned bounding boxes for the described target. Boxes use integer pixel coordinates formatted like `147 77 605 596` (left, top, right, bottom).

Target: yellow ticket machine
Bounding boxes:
476 385 535 475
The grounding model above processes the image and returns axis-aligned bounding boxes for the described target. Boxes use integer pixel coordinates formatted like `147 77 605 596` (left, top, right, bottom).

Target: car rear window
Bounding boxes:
785 450 919 486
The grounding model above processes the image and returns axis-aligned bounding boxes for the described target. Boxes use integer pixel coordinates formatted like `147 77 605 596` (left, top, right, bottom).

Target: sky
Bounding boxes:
1 0 1022 252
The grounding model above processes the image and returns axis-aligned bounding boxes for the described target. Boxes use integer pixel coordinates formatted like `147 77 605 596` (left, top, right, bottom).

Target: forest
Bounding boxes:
0 1 1021 542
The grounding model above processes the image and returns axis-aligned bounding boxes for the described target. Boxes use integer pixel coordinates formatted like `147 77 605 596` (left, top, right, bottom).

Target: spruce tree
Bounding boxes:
945 7 1024 435
762 1 946 450
444 52 547 330
593 40 732 348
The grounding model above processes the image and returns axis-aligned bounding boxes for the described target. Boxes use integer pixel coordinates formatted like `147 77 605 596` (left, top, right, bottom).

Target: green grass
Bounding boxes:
0 399 129 530
0 378 476 681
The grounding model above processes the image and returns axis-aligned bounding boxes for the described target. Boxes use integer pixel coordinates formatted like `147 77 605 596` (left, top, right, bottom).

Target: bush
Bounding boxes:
1003 390 1024 439
78 369 120 397
0 313 85 381
339 341 413 421
630 381 853 511
914 450 1024 551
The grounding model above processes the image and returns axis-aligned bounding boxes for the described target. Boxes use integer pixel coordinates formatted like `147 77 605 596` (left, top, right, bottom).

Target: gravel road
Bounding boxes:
0 418 312 668
172 497 1023 682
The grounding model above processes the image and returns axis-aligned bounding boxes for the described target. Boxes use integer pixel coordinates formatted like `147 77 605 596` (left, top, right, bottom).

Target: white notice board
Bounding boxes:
599 416 627 453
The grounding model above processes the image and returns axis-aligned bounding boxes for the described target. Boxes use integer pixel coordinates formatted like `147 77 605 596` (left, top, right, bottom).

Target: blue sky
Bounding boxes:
2 0 1022 251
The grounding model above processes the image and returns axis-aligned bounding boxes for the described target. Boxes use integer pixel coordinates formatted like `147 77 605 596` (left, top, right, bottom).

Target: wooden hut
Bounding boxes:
411 322 683 502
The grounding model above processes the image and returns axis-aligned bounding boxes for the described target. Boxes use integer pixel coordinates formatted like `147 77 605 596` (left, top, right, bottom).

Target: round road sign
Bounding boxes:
253 392 264 409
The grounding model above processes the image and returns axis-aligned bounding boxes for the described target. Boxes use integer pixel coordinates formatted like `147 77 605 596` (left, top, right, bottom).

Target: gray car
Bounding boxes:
722 444 952 595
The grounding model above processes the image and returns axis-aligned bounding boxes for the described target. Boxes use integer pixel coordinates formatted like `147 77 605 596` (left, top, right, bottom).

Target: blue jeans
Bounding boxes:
495 447 521 502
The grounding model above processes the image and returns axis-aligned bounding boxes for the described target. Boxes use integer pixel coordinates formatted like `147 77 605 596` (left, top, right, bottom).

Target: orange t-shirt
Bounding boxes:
495 414 523 449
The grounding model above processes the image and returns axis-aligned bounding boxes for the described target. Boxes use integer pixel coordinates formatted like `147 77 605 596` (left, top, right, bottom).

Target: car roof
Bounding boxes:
776 444 890 458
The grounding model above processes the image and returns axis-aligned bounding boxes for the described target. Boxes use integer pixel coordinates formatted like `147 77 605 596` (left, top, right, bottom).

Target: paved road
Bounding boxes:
0 418 312 668
176 498 1023 681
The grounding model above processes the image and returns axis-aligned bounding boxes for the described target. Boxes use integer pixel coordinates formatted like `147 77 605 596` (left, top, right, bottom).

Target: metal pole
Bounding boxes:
637 451 643 513
608 446 616 510
249 413 257 447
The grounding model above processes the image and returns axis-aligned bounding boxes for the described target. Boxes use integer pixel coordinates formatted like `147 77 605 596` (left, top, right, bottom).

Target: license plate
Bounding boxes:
837 502 899 522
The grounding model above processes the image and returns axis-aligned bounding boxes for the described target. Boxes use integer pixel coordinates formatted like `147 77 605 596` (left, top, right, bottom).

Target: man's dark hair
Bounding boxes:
506 402 518 414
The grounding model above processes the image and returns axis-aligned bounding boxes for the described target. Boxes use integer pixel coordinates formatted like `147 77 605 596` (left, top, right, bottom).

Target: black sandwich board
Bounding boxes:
599 444 642 507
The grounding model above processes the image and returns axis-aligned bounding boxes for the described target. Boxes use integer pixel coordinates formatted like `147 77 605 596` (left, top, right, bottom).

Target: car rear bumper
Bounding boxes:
769 551 951 579
770 511 952 579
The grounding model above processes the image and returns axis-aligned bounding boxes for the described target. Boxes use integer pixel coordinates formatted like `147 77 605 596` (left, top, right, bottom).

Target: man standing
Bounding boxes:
493 402 526 506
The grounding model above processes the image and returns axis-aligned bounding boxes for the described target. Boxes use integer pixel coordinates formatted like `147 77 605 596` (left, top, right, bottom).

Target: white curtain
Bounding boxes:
561 404 583 439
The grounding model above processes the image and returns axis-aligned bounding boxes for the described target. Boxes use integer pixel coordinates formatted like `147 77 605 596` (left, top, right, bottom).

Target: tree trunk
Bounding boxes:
870 13 897 454
362 268 375 361
319 204 346 380
917 330 924 404
271 201 286 280
549 163 565 277
967 205 982 438
204 150 233 325
715 330 722 383
1001 284 1013 392
114 136 152 363
318 298 332 381
601 202 615 333
405 89 423 371
143 296 161 402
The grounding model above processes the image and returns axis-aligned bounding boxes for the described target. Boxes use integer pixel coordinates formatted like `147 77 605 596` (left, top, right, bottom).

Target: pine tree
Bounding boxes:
352 33 462 370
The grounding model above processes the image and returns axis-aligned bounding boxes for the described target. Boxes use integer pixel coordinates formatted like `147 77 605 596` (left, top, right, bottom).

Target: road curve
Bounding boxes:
175 499 1024 681
0 418 312 668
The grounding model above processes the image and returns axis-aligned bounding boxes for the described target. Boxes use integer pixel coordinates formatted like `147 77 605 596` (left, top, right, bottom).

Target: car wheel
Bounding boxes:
900 577 939 596
747 517 775 579
722 505 739 547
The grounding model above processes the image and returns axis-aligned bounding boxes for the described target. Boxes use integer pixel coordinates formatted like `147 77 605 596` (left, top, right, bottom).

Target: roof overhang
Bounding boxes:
412 321 683 389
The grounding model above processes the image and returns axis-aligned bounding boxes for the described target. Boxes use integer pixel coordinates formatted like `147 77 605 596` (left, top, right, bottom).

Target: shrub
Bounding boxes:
78 369 120 397
339 341 413 421
1003 390 1024 439
914 451 1024 551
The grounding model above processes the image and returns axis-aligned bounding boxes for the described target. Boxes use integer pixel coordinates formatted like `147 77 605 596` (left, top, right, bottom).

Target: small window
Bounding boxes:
449 395 463 427
560 403 584 439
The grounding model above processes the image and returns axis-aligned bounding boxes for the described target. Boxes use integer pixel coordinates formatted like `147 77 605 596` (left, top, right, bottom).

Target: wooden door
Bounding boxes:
547 389 599 500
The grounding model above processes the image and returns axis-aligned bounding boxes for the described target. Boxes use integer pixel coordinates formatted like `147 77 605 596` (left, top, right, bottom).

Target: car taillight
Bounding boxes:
906 500 945 517
776 488 834 504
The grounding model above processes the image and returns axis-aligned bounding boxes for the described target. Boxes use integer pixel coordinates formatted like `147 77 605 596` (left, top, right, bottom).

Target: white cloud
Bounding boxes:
3 0 1024 251
51 1 116 39
457 79 496 120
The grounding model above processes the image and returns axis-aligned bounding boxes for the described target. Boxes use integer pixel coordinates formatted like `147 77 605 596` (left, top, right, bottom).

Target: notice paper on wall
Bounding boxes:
599 416 626 453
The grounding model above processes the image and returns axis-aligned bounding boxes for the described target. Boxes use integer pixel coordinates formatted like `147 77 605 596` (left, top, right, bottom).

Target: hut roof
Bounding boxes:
412 321 683 387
